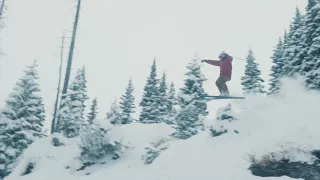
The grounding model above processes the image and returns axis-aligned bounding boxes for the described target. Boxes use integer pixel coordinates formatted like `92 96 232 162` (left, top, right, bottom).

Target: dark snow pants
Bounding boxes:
216 76 231 94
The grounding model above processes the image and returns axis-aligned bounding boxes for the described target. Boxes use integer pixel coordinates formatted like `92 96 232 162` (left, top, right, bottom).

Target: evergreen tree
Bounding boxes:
241 49 265 95
0 61 46 179
302 0 320 89
173 58 207 139
281 8 302 75
69 67 89 120
307 0 317 11
139 59 161 123
106 100 122 125
158 72 169 122
282 7 307 77
57 67 89 138
166 82 178 122
178 59 207 113
56 94 78 138
87 98 98 124
268 37 285 95
119 78 135 124
281 30 289 72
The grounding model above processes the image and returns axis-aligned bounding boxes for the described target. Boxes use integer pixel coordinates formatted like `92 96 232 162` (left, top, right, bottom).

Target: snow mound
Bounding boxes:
5 122 175 180
6 78 320 180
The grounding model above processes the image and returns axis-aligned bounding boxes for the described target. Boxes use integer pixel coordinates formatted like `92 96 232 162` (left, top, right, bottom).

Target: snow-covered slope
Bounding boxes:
5 78 320 180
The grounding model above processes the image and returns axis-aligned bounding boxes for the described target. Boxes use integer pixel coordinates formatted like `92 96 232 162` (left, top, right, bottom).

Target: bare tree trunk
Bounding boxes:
61 0 81 97
56 0 82 133
51 35 65 134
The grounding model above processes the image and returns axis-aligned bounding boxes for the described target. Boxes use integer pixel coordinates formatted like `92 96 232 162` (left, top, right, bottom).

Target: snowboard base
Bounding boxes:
203 95 245 100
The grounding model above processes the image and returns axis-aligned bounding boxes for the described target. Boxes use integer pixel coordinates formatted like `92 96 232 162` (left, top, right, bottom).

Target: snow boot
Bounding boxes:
220 91 230 97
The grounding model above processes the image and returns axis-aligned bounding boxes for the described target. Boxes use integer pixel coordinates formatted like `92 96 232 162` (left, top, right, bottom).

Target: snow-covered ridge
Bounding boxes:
6 78 320 180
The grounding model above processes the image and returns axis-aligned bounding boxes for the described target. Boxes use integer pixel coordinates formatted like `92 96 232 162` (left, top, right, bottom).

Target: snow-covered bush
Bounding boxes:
209 126 228 137
216 103 237 121
171 104 205 139
142 137 171 164
51 133 65 147
21 159 36 176
79 123 122 163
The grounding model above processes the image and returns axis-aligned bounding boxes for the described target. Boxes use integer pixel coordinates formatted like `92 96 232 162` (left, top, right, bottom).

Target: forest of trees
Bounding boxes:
0 0 319 179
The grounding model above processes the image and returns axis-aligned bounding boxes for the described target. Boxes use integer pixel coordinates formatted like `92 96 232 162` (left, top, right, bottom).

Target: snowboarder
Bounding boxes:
201 51 233 96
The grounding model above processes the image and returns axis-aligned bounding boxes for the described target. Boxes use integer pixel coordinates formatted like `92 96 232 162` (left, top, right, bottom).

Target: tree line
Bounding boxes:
242 0 320 95
0 0 319 178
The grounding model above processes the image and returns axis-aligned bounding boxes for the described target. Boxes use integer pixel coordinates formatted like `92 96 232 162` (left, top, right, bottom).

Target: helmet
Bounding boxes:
218 51 228 60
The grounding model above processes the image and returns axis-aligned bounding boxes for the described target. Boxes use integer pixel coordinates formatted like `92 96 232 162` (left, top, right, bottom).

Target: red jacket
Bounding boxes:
205 55 233 77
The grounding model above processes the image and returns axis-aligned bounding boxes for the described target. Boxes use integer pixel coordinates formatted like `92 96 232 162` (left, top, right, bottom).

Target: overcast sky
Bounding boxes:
0 0 307 129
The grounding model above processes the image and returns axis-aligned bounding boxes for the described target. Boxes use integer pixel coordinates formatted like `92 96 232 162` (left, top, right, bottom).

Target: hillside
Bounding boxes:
5 78 320 180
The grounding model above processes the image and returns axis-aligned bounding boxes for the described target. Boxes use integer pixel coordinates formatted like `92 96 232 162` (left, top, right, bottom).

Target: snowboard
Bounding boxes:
203 95 245 100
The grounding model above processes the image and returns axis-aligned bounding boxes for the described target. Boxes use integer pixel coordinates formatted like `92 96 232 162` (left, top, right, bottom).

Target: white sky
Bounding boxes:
0 0 307 129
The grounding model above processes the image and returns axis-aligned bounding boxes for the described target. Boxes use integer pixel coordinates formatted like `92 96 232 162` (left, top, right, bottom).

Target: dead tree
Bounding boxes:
56 0 82 133
51 35 65 134
61 0 81 97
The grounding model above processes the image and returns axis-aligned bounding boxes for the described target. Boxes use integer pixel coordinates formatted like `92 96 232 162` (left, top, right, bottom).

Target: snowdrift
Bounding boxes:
5 78 320 180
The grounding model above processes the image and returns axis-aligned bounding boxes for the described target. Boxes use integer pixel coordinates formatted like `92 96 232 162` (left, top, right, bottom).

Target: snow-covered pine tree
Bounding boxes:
69 67 89 120
0 61 46 179
106 100 122 125
301 0 320 89
87 98 98 124
119 78 135 124
79 121 121 163
241 49 265 95
178 58 207 114
173 58 207 139
15 61 46 136
268 37 285 95
56 94 78 138
279 30 289 72
139 59 161 123
158 72 170 123
282 7 307 77
166 82 178 124
57 67 89 138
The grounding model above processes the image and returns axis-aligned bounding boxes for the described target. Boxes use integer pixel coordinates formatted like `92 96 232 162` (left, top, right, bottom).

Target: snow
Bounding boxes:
5 78 319 180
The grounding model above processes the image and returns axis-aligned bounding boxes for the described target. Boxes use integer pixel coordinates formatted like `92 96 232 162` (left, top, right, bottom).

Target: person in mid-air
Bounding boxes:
201 51 233 96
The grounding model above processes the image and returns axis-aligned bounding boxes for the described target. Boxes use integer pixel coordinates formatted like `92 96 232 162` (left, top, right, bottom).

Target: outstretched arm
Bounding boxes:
202 60 220 66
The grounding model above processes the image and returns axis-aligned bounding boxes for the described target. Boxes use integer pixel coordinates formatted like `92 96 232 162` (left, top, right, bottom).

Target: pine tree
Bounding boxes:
282 7 306 77
241 49 265 95
178 59 207 113
302 0 320 89
166 82 178 123
57 67 88 138
139 59 161 123
56 94 78 138
268 37 285 95
281 30 289 72
69 67 89 120
0 61 46 179
282 8 302 76
280 30 289 71
87 98 98 124
119 78 135 124
158 72 169 122
106 100 122 125
307 0 317 11
173 58 207 139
